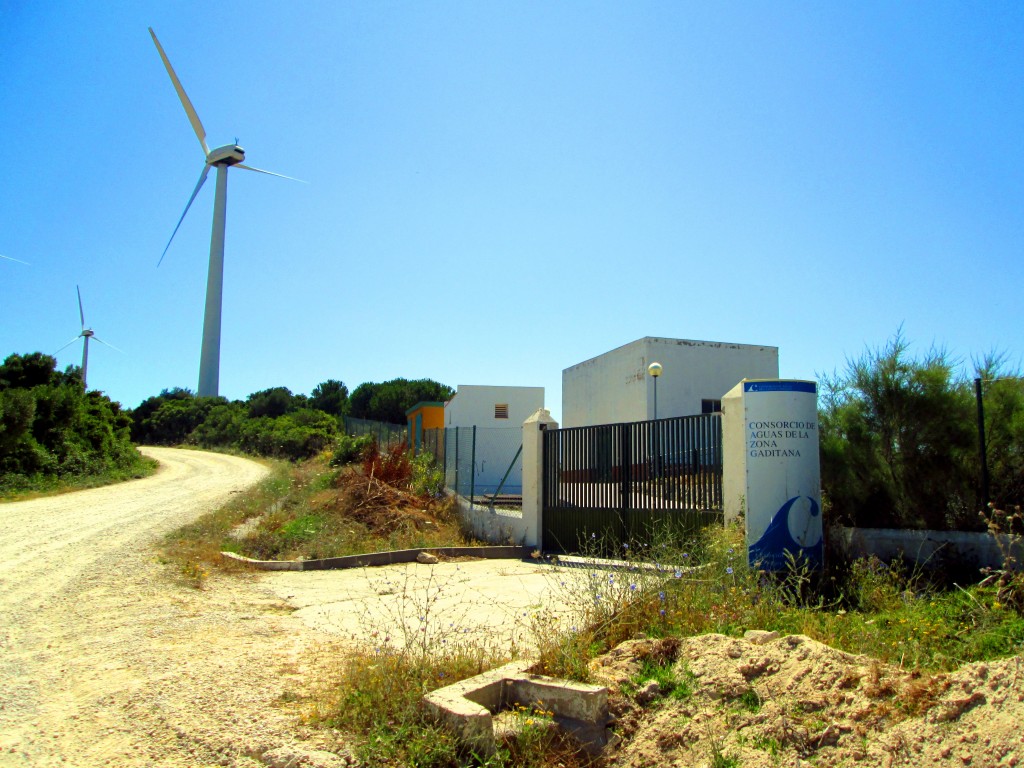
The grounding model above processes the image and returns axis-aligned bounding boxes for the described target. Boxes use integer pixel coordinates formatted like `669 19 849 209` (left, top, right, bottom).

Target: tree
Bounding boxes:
130 388 194 443
348 378 453 423
310 379 349 417
1 352 64 391
974 354 1024 510
820 332 980 530
247 387 295 419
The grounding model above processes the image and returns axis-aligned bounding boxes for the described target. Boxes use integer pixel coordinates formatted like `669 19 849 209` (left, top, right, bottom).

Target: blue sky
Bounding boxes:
2 1 1022 422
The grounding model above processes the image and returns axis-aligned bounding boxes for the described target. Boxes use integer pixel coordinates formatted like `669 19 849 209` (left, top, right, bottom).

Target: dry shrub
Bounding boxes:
331 465 446 536
361 440 413 486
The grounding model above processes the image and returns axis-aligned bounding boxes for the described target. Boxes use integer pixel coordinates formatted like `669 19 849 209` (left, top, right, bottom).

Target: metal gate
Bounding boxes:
542 414 723 554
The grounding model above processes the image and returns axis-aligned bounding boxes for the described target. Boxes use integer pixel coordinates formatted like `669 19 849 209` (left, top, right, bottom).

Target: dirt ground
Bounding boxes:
593 633 1023 768
0 447 354 768
2 447 1021 767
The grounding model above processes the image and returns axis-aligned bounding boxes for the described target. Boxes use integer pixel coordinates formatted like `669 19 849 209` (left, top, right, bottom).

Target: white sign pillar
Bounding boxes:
722 380 822 570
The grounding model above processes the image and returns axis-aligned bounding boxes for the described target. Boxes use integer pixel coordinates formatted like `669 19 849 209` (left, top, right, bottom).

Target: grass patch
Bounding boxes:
161 450 478 577
307 643 599 767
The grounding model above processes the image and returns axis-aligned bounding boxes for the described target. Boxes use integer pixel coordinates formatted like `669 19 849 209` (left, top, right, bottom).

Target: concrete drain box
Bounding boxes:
423 660 610 756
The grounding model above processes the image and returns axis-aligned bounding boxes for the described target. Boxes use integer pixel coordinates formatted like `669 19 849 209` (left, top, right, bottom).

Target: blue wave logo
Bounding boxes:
749 495 822 570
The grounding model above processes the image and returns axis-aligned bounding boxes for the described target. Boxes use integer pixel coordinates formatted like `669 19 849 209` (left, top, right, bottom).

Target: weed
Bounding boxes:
179 560 209 589
979 504 1024 613
411 451 447 498
753 734 781 756
736 686 762 713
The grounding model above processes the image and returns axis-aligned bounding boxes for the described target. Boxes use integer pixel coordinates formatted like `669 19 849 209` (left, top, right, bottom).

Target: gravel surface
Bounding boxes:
0 447 351 768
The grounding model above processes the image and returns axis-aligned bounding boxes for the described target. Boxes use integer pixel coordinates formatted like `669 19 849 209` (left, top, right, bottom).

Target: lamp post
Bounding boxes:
648 362 663 420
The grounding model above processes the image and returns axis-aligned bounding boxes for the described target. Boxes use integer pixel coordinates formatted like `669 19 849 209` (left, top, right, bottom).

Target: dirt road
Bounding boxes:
0 447 346 768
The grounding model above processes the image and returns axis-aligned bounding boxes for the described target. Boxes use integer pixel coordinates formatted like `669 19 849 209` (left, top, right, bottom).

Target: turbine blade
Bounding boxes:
92 336 123 353
0 254 29 265
55 336 82 354
236 163 307 183
149 27 210 157
158 164 211 266
77 285 85 328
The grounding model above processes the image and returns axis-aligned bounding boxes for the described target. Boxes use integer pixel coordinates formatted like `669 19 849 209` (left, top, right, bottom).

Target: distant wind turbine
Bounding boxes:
149 27 302 398
55 286 120 389
1 254 29 265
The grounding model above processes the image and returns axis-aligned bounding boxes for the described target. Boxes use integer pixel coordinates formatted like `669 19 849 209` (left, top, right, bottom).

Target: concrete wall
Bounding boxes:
455 495 529 545
833 526 1024 571
562 337 779 428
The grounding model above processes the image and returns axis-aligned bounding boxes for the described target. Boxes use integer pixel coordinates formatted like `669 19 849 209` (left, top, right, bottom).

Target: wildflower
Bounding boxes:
659 591 666 601
630 583 637 591
682 552 689 559
623 543 629 550
660 609 666 616
728 548 734 555
726 567 734 575
674 570 682 579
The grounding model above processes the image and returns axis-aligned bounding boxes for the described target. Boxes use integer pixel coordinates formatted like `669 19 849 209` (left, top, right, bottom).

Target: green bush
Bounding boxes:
0 352 150 492
331 433 374 466
411 451 445 497
818 331 1023 530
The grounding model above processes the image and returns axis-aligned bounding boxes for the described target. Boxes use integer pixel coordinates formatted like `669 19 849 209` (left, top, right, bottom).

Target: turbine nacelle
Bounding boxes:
206 144 245 166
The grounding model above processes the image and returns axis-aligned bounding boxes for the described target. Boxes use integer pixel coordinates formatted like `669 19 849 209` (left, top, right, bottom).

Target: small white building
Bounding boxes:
562 337 779 427
445 384 544 495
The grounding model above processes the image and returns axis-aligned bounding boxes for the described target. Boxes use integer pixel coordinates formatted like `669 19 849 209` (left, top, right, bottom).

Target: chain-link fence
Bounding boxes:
421 426 522 502
342 416 408 448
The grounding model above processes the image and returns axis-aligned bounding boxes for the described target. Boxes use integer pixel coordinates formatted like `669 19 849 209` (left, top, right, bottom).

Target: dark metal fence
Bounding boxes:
542 414 723 553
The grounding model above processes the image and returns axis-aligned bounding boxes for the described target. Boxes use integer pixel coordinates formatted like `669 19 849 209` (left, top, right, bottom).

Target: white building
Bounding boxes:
562 337 779 427
445 384 544 495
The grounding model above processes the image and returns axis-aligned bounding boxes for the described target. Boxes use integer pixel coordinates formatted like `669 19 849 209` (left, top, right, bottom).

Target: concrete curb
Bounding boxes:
220 545 530 572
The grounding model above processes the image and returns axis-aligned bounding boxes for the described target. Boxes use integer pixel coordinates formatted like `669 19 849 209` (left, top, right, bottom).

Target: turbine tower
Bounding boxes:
55 286 118 390
149 27 299 397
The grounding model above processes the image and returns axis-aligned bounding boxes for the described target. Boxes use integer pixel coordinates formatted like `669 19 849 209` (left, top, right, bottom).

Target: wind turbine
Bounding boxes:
149 27 300 397
55 286 119 390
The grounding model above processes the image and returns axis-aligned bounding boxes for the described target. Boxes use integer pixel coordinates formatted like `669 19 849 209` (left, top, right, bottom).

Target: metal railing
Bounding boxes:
542 414 723 553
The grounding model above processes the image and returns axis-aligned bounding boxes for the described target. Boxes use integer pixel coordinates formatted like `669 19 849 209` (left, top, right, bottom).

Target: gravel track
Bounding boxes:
0 447 347 768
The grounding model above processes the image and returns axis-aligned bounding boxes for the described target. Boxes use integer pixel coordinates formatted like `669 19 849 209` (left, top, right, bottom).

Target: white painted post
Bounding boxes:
521 408 558 549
